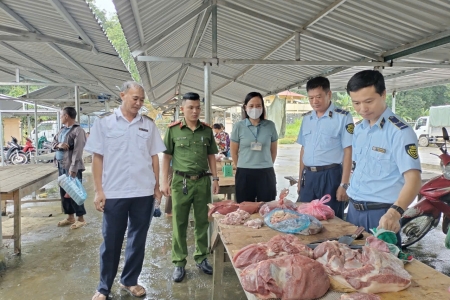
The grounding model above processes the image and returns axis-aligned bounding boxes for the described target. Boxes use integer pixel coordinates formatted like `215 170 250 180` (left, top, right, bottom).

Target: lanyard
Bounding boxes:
247 124 259 142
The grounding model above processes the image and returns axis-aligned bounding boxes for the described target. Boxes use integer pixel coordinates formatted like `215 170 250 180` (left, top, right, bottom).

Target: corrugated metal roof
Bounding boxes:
113 0 450 107
0 0 132 113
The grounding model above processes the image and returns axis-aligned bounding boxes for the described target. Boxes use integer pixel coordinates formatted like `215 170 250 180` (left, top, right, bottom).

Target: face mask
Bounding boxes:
247 107 263 119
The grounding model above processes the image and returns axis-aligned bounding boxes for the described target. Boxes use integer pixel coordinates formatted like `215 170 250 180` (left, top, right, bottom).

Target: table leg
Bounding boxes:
13 190 21 254
212 236 225 300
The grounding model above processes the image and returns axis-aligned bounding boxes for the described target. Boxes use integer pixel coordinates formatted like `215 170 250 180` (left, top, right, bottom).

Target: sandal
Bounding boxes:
92 291 107 300
120 283 146 297
57 219 75 227
70 220 86 229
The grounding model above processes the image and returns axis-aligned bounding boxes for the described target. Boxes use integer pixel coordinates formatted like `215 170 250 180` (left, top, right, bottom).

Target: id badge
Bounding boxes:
251 142 262 151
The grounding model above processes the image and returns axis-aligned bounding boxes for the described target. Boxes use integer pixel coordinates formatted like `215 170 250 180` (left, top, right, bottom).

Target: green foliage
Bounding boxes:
87 0 141 82
279 118 302 144
333 92 360 118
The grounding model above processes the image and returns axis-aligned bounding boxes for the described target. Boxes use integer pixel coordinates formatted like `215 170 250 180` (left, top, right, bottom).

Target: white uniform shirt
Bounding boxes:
85 108 166 199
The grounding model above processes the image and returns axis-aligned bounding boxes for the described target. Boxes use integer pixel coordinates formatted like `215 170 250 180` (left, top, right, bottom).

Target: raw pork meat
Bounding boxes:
365 236 390 253
232 234 313 268
314 241 411 294
208 200 263 217
244 218 264 229
259 189 297 216
220 209 250 225
341 293 381 300
240 254 330 300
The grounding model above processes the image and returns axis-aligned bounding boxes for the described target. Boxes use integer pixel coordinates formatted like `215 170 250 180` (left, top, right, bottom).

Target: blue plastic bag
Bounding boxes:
264 208 310 234
58 174 87 206
153 201 161 217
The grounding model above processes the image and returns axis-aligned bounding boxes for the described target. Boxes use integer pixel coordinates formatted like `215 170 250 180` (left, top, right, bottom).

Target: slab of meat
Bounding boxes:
259 189 297 216
364 236 390 253
233 234 313 268
269 210 298 223
240 254 330 300
208 200 263 217
341 293 381 300
219 209 251 225
314 241 411 294
244 218 264 229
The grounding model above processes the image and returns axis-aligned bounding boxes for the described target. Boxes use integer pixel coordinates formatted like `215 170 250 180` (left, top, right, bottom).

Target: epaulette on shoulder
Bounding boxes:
168 120 181 128
98 112 113 119
334 108 349 115
302 110 312 117
142 115 154 122
388 116 408 130
201 122 212 128
355 119 363 125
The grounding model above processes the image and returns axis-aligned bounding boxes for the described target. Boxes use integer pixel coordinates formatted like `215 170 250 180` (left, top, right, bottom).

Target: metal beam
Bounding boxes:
0 42 57 73
302 0 347 28
48 44 118 96
383 69 431 81
204 63 212 124
295 32 300 61
383 35 450 61
132 1 212 57
0 82 87 86
265 66 351 96
391 78 450 92
148 65 189 93
181 84 240 104
0 1 34 31
382 29 450 60
212 0 217 58
48 0 98 54
0 25 92 51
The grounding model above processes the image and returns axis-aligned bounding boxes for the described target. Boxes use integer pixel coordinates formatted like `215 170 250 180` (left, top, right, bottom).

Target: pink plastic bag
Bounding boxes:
297 194 335 220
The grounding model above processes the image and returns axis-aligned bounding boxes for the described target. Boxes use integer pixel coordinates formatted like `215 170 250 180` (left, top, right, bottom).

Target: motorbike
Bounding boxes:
400 127 450 248
23 137 37 163
3 136 28 165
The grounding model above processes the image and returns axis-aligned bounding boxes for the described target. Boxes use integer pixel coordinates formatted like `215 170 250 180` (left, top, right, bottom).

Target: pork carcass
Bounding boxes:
314 241 411 294
232 234 313 268
220 209 251 225
240 254 330 300
365 236 390 253
341 293 381 300
208 200 263 217
259 189 297 216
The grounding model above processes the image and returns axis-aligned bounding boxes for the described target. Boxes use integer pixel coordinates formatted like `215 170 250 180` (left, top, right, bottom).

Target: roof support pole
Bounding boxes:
0 111 5 166
392 91 396 114
56 110 61 132
204 63 212 124
295 32 300 61
175 99 180 121
87 116 90 133
34 100 38 156
212 0 217 58
15 68 19 83
105 101 110 112
74 85 80 124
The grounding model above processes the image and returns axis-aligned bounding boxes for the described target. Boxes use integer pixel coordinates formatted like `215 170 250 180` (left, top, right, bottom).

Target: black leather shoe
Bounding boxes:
172 266 185 282
196 259 213 275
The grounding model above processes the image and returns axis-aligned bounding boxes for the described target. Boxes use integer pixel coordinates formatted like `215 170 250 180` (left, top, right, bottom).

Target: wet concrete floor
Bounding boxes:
0 144 449 300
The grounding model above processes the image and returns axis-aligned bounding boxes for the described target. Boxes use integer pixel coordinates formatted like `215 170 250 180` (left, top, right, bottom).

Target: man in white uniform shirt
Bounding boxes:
86 81 166 300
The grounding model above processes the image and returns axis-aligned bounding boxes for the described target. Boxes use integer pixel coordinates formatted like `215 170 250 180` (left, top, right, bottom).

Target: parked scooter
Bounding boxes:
3 136 28 165
23 137 37 163
400 127 450 247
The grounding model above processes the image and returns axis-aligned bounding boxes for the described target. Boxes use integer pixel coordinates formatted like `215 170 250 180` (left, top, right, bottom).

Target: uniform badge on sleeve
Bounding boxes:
345 123 354 134
405 144 418 159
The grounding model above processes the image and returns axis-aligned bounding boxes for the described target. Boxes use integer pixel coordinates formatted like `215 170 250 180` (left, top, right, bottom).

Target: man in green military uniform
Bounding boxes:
161 92 219 283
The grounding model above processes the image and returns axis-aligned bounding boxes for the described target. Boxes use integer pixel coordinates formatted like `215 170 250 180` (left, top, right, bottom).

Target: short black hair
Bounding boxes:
62 107 77 119
182 92 200 101
213 123 222 129
306 77 330 93
243 92 266 120
346 70 386 96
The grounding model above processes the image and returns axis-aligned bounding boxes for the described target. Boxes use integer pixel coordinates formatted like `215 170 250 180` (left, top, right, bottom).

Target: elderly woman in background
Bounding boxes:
230 92 278 203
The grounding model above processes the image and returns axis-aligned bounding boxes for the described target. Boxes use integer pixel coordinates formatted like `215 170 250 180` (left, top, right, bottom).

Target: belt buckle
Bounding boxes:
190 175 199 180
355 203 364 211
310 166 317 172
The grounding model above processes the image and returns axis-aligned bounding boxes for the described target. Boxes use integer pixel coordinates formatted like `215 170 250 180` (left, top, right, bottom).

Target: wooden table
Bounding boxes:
0 164 58 254
210 215 450 300
217 161 235 200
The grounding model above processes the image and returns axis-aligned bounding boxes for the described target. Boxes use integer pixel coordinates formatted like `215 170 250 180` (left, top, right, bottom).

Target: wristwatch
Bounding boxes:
212 177 219 181
339 183 350 190
390 205 405 216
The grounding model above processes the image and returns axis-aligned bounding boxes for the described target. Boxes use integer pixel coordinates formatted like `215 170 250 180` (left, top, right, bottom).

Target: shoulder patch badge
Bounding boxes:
302 110 312 117
334 108 349 115
168 120 181 128
388 116 408 130
345 123 354 134
405 144 418 159
355 119 363 125
98 112 113 119
142 115 154 122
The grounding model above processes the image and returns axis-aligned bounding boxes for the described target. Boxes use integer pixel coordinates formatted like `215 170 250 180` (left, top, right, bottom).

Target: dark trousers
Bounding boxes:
97 196 155 296
235 167 277 203
57 162 86 216
297 165 345 219
346 200 402 248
